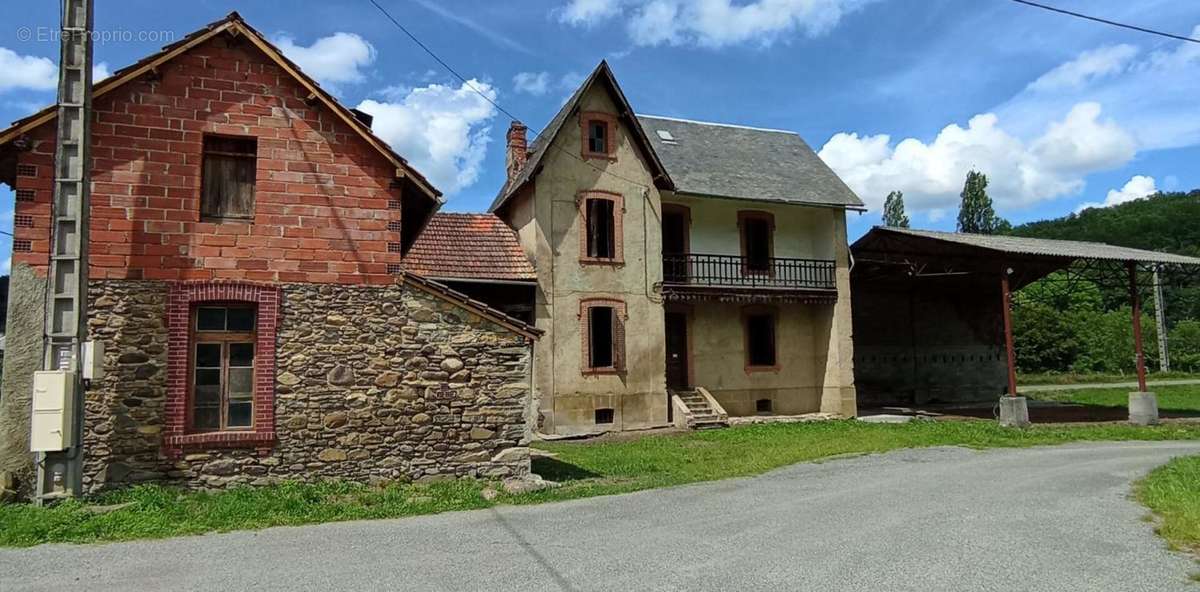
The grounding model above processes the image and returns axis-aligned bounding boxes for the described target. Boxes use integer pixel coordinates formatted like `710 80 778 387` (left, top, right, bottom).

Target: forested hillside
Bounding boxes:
1006 190 1200 373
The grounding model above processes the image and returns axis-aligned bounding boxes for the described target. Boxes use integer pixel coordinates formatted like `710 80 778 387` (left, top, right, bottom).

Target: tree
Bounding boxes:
882 191 910 228
956 170 1009 234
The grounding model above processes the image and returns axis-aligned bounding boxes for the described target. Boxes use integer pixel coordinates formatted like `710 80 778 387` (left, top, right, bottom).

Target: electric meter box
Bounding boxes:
30 370 75 452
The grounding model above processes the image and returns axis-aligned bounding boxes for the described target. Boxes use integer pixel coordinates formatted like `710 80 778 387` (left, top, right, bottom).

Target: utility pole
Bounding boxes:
36 0 94 503
1154 266 1170 372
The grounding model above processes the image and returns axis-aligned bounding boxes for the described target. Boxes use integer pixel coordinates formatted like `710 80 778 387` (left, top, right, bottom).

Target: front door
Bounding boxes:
665 311 689 391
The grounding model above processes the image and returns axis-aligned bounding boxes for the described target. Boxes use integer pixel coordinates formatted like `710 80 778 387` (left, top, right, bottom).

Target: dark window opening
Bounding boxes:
589 306 615 369
586 198 615 259
201 135 257 221
587 120 608 154
742 216 772 273
595 408 614 424
747 313 776 367
756 399 773 414
192 305 256 431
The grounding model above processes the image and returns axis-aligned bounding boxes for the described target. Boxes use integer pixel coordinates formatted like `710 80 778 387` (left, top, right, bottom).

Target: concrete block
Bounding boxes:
998 396 1030 428
1128 392 1159 426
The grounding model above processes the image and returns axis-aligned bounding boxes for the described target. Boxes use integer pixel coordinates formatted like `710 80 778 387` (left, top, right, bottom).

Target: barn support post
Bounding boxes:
998 268 1029 427
1127 261 1159 425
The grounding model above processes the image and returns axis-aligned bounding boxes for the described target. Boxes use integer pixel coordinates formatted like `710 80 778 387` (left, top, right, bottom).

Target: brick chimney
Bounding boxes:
506 121 528 181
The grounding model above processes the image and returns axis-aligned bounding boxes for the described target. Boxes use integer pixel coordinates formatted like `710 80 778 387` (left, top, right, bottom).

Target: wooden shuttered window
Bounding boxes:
586 198 615 259
201 135 257 220
582 300 626 374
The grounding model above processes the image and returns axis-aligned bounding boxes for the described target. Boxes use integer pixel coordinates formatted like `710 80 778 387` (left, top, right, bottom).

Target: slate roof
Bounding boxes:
637 115 864 209
404 213 536 281
858 227 1200 266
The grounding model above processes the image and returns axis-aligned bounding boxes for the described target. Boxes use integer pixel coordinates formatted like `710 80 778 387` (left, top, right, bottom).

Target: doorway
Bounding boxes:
662 205 689 283
665 311 689 391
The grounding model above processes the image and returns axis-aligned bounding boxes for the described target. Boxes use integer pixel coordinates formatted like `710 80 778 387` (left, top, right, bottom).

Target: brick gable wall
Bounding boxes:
11 34 402 285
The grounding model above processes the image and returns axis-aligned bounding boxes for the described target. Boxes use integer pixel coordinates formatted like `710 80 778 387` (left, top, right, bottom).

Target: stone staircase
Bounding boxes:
671 387 729 430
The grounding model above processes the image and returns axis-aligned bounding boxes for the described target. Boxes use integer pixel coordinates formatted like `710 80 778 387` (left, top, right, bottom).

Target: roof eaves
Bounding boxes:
402 273 542 339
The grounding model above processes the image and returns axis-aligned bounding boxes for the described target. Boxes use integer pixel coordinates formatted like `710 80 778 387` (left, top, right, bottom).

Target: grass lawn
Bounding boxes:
3 420 1200 547
1029 384 1200 413
1019 371 1200 386
1137 455 1200 556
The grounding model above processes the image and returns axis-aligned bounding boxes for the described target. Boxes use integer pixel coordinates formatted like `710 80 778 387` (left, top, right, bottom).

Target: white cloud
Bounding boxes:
558 0 623 26
412 0 532 54
1076 175 1157 212
0 48 56 93
513 71 584 97
818 102 1136 213
998 24 1200 152
513 71 551 95
273 32 375 91
93 62 111 81
559 0 874 48
357 80 498 196
1026 44 1138 93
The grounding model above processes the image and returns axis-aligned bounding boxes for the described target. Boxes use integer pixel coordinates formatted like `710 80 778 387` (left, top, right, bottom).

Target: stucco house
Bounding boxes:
422 62 864 435
0 13 538 496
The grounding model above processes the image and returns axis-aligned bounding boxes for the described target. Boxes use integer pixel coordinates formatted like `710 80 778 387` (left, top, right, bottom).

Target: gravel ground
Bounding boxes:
2 441 1197 591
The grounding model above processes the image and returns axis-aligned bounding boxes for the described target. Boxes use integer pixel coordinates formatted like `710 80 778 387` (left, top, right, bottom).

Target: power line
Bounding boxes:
364 0 654 192
1008 0 1200 44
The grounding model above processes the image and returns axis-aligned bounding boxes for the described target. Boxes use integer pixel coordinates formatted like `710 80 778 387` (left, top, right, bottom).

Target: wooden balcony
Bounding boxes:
661 253 838 304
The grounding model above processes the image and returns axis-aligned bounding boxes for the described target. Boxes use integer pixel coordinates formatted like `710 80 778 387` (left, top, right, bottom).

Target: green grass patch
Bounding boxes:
1019 371 1200 386
1029 384 1200 413
1137 455 1200 554
4 420 1200 547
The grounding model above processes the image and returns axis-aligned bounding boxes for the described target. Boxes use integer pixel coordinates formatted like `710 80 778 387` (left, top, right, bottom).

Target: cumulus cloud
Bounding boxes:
274 32 375 91
357 80 498 195
0 48 56 93
558 0 623 26
1076 175 1157 212
1026 44 1138 93
559 0 874 48
93 62 112 81
513 71 551 95
818 102 1136 213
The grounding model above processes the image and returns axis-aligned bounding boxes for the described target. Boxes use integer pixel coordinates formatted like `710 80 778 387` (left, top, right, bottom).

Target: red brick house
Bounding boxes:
0 13 538 495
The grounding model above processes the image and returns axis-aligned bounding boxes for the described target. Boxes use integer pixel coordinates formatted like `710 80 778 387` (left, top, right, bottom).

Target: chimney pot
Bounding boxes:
506 121 528 182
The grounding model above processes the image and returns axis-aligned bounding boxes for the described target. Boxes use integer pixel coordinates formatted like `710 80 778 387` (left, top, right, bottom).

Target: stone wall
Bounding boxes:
82 279 532 493
0 264 48 495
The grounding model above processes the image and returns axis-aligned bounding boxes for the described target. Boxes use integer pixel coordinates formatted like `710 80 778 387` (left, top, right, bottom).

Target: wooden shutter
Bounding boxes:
613 306 626 372
202 136 257 220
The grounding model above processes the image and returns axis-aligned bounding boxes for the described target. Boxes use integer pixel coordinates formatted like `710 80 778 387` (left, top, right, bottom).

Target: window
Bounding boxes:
756 399 773 414
594 408 615 424
745 310 777 369
589 306 615 368
581 299 626 374
586 198 615 259
579 192 623 264
191 305 256 431
739 211 774 275
201 135 257 220
580 112 616 159
588 121 608 154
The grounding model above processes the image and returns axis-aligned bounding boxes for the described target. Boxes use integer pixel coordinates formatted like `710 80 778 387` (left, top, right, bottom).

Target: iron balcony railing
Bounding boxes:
662 253 837 290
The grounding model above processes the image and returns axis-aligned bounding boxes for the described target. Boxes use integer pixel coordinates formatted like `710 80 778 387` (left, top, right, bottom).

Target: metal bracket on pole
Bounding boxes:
36 0 93 504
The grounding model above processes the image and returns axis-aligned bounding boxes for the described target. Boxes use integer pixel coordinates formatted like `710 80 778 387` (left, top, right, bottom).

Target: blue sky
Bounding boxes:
1 0 1199 271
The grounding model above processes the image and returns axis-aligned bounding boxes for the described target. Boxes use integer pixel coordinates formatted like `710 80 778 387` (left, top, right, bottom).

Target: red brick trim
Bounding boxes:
738 210 776 277
580 111 618 161
742 304 781 374
578 190 625 266
163 281 280 457
580 297 627 375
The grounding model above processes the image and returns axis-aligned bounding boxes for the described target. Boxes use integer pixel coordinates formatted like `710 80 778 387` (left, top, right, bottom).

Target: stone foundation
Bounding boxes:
82 279 533 493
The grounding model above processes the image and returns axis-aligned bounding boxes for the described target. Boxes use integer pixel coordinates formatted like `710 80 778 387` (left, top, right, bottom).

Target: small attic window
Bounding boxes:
656 130 676 144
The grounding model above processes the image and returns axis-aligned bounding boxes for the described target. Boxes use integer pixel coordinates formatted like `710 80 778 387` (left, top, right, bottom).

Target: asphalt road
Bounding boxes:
2 441 1198 592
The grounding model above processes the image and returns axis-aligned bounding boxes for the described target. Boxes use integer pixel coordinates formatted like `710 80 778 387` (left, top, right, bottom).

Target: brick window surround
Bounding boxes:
580 111 618 161
742 304 780 374
580 297 627 375
737 210 775 277
578 190 625 265
163 281 280 457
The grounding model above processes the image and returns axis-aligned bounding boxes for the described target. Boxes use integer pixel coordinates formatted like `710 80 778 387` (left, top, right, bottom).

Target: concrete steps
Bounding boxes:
672 388 729 430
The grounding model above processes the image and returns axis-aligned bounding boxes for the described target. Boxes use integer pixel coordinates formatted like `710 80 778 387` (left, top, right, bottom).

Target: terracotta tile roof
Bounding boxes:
404 213 536 282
